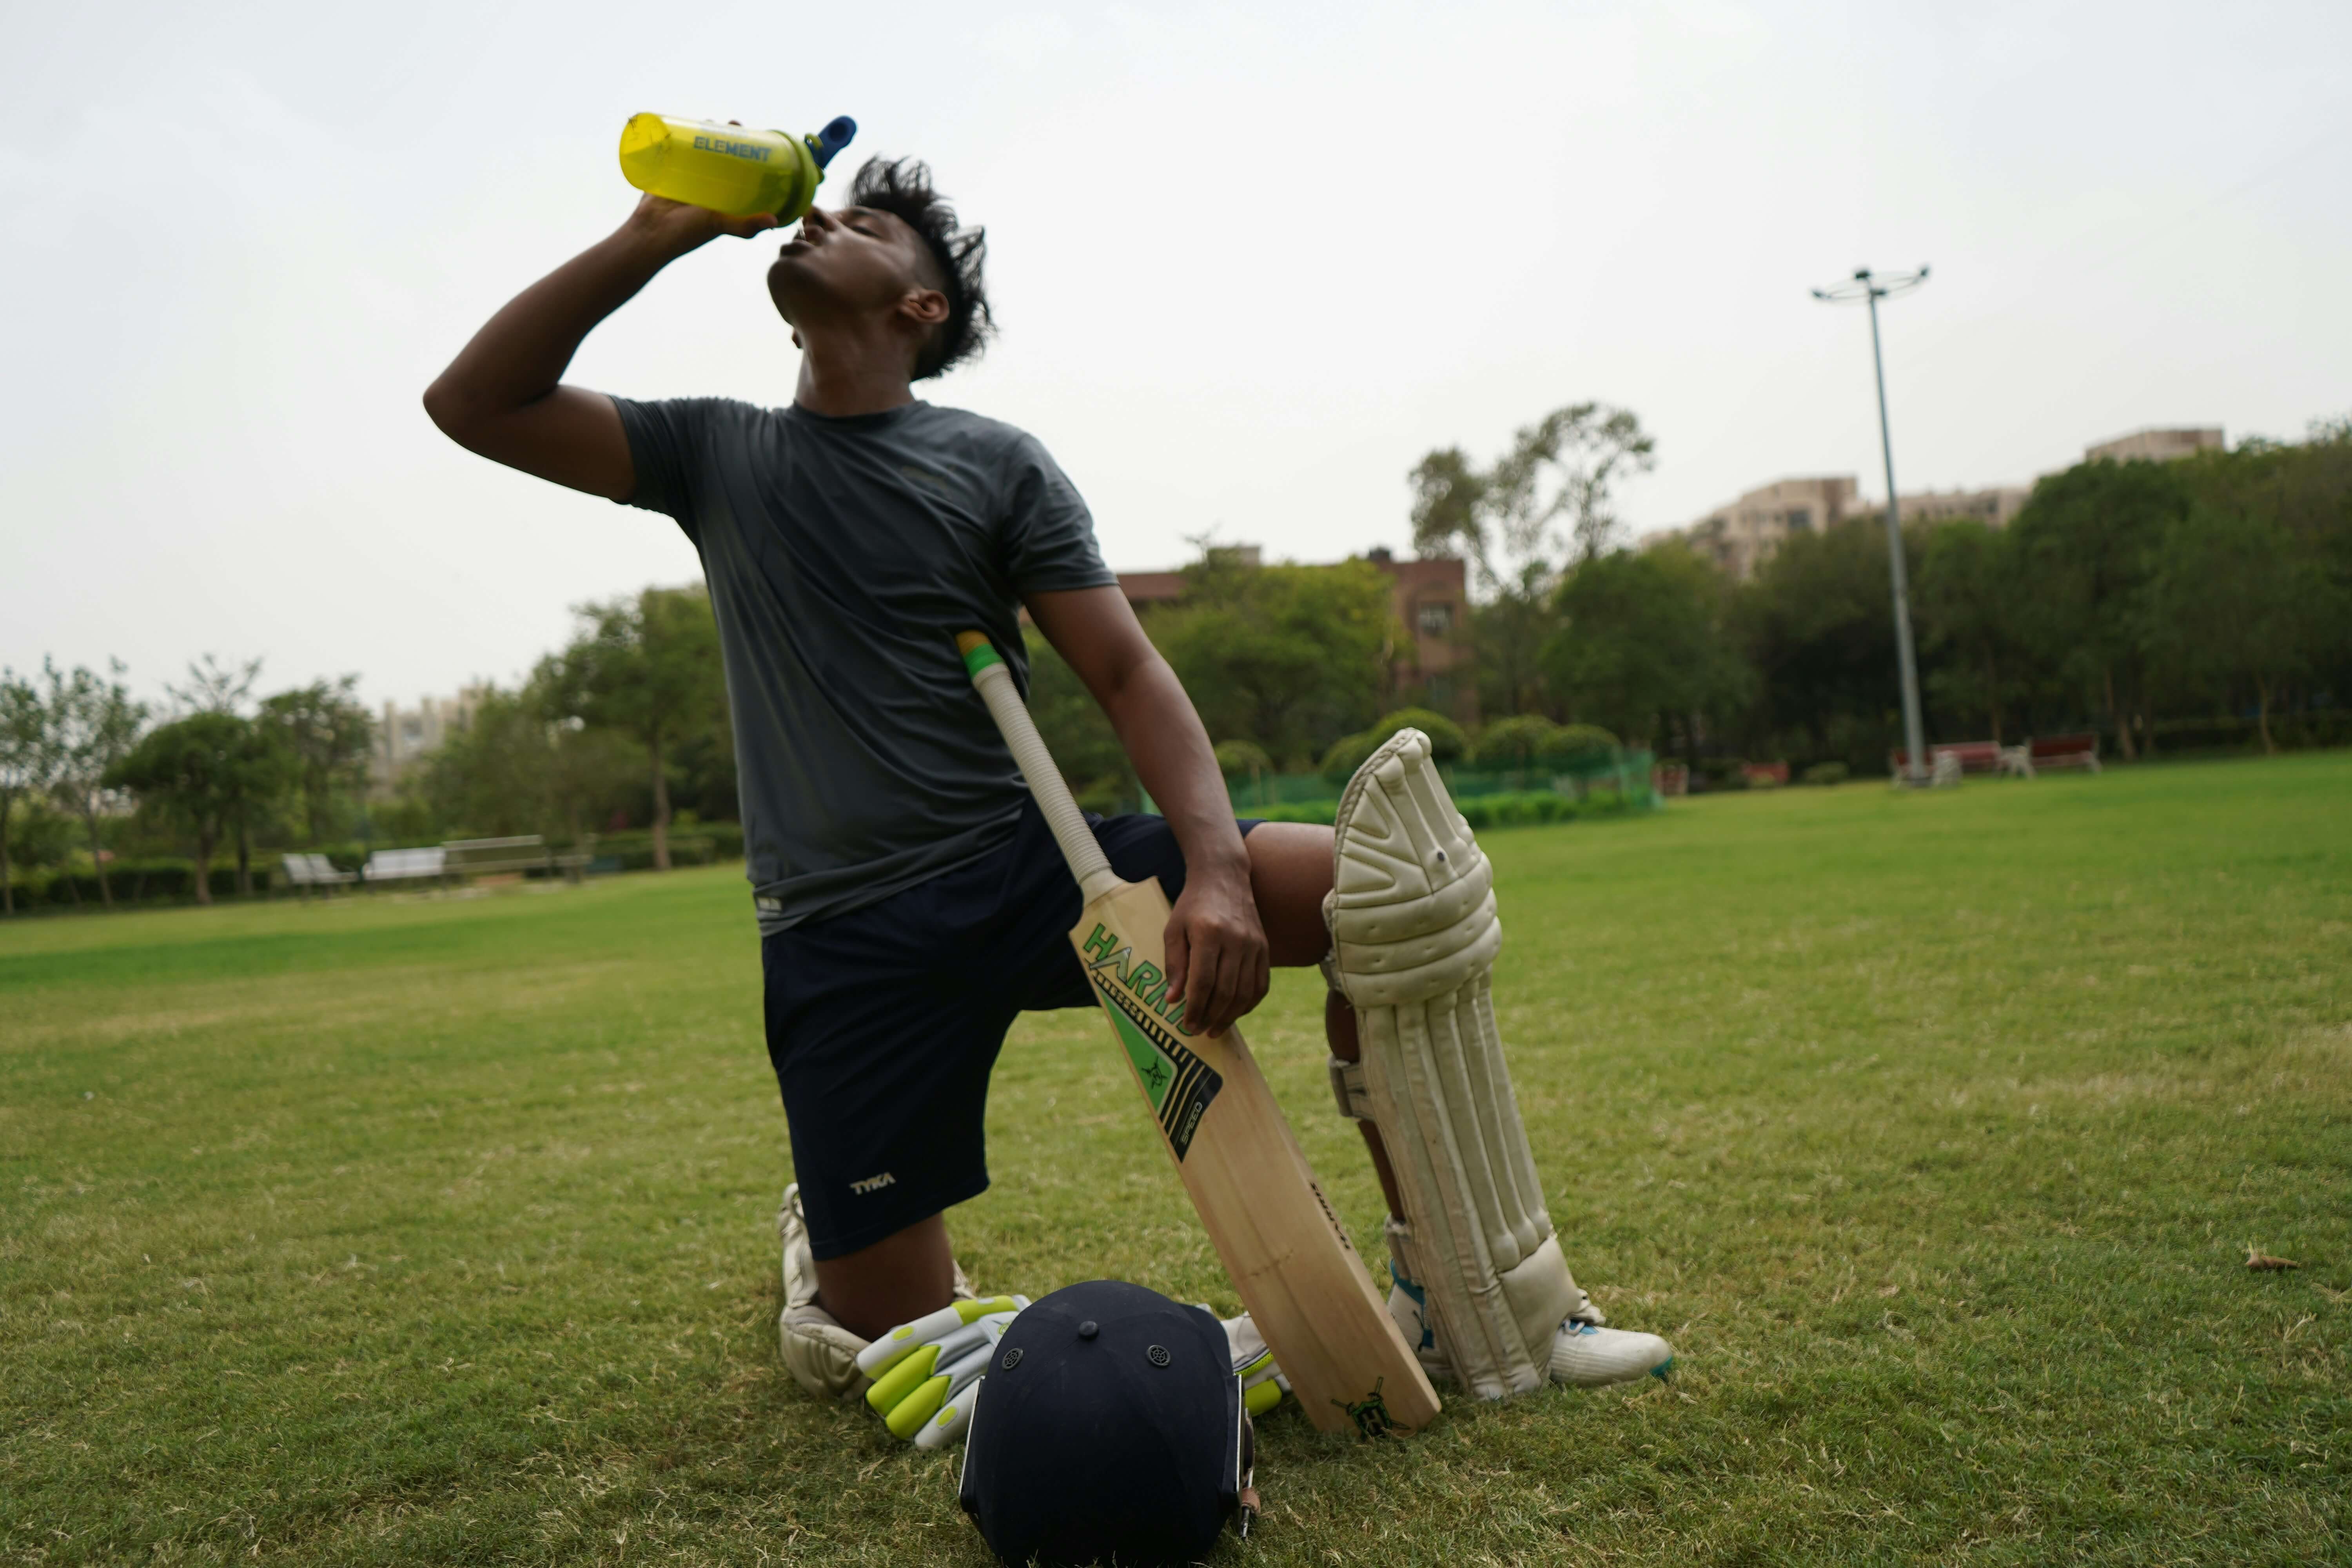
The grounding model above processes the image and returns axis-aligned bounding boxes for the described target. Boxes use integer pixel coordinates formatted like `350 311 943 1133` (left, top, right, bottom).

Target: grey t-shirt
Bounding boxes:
611 396 1116 932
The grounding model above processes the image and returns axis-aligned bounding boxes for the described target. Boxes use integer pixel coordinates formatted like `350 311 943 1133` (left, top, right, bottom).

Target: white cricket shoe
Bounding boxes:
775 1184 984 1403
1549 1319 1674 1387
777 1183 870 1400
1389 1276 1673 1390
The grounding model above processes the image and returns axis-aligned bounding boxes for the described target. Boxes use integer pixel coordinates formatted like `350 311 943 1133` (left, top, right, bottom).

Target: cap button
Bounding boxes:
1077 1320 1098 1340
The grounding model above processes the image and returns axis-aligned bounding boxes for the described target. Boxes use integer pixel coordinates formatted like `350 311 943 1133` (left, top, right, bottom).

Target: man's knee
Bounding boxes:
1245 822 1334 966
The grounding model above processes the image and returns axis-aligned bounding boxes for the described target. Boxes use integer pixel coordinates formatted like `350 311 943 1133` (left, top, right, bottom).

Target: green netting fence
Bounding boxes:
1225 749 1659 826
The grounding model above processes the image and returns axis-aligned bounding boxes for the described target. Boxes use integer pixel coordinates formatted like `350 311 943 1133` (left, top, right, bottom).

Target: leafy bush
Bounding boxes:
1551 723 1622 759
1470 715 1568 767
1073 775 1132 815
1213 739 1273 778
586 822 744 866
1253 787 1648 832
1801 761 1851 786
1466 717 1622 769
1319 707 1472 782
22 860 276 907
1693 757 1749 791
1317 732 1380 784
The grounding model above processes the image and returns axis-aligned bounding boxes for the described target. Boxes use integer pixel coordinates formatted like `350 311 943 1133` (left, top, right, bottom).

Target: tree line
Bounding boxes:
12 411 2345 912
0 657 375 913
1047 406 2350 790
1528 419 2352 770
0 587 731 913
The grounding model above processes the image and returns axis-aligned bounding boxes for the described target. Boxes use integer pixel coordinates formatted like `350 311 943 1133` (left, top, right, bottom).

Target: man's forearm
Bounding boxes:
425 223 677 427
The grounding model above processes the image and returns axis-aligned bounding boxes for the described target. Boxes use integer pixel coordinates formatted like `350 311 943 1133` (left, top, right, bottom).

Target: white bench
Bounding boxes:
280 852 355 898
363 846 448 886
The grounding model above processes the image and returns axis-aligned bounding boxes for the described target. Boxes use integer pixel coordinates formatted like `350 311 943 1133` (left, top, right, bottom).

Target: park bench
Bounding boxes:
1889 741 2033 781
2025 733 2101 774
279 852 355 898
442 835 590 884
362 846 448 887
1886 747 1965 787
1741 761 1789 788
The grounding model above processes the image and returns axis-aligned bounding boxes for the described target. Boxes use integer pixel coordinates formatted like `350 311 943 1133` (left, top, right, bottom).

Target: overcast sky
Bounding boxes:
4 0 2346 713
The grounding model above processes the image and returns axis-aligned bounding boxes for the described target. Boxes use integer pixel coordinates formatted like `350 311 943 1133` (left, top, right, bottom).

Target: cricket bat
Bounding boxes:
956 632 1439 1437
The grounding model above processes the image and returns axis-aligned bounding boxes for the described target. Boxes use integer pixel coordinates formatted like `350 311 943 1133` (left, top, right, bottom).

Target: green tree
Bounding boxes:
1412 404 1657 718
1542 546 1743 755
537 585 724 870
1734 521 1900 766
258 678 375 845
104 713 276 906
5 798 76 904
168 654 263 717
1147 547 1394 768
45 659 148 911
1911 521 2029 742
2173 417 2352 707
422 686 643 843
0 669 56 915
2007 459 2188 758
2145 505 2347 752
165 656 285 895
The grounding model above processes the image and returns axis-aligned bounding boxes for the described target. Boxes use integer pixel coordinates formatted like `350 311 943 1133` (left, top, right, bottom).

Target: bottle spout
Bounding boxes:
809 116 857 170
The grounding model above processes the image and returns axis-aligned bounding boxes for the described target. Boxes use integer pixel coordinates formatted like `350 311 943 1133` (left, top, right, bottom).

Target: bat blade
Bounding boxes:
1072 875 1440 1437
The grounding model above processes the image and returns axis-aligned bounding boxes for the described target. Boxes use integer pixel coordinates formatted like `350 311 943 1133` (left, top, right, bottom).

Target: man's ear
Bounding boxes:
898 288 950 329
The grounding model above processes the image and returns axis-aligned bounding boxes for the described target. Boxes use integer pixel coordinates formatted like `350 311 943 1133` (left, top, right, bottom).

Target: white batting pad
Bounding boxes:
1327 730 1583 1400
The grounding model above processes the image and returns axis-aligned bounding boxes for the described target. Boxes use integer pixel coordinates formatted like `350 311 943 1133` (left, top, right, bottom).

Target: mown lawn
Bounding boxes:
3 756 2347 1565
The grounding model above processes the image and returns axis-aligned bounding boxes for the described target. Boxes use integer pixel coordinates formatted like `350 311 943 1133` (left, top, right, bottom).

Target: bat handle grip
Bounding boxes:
957 632 1122 903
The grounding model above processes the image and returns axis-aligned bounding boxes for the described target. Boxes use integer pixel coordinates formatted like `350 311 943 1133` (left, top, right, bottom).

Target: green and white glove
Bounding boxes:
856 1295 1027 1449
1221 1311 1290 1418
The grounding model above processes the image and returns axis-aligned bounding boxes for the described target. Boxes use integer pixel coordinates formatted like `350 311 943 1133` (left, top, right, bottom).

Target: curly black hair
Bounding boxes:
848 157 993 380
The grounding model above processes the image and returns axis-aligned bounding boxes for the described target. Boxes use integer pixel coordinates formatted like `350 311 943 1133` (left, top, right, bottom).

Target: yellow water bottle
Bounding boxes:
618 114 857 221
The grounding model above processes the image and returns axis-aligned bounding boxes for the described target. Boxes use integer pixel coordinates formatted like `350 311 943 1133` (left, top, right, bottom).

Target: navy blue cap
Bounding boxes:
959 1280 1248 1567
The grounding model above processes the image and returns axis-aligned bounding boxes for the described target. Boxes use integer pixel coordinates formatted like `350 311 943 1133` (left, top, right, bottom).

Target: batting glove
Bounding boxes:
856 1295 1028 1449
1221 1311 1291 1417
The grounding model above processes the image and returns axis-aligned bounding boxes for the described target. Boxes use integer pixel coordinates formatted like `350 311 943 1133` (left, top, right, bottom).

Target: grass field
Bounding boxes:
5 757 2348 1566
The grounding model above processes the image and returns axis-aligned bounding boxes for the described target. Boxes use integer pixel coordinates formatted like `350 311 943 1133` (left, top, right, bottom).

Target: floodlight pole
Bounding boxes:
1813 266 1931 786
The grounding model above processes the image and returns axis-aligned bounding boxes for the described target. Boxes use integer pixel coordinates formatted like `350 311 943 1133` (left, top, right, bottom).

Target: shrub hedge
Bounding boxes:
1252 788 1635 829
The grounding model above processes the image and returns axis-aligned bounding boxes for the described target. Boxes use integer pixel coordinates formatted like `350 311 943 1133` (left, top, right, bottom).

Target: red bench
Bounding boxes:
2026 733 2100 774
1889 741 2025 781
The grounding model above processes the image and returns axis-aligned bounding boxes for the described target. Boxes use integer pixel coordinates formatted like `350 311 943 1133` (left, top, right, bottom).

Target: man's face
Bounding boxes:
765 204 937 330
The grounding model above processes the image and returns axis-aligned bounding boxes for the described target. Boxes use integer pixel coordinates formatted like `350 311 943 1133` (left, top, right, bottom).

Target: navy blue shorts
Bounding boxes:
764 802 1262 1260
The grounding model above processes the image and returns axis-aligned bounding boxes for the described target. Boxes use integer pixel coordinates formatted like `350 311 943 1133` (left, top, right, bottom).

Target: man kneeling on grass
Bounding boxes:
424 152 1672 1446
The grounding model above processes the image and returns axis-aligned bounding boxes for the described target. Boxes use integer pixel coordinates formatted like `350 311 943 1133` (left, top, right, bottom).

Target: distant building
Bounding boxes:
1645 476 1859 580
1650 474 2040 579
370 686 488 798
1643 425 2223 581
2084 426 2223 464
1114 546 1477 730
1367 548 1476 728
1892 484 2031 529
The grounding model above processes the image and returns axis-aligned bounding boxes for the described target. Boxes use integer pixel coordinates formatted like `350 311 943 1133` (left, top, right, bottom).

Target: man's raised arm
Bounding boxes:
423 195 775 499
